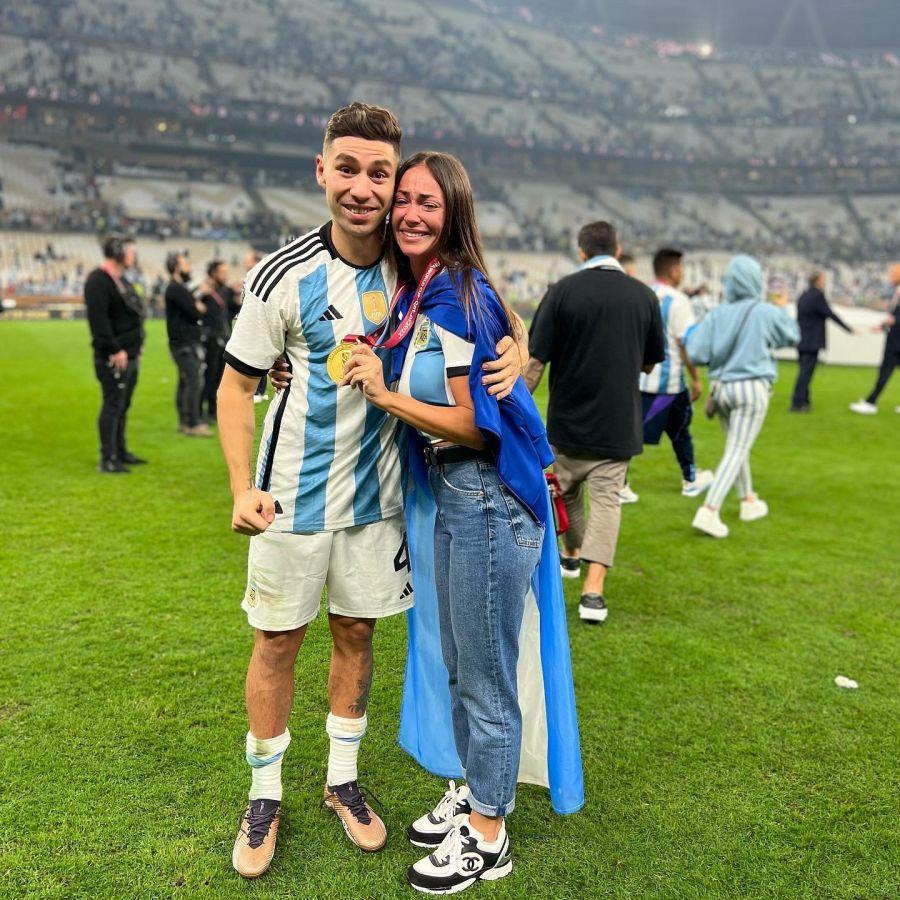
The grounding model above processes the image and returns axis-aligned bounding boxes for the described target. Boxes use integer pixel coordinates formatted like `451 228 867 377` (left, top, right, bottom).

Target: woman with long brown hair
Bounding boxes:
342 151 582 893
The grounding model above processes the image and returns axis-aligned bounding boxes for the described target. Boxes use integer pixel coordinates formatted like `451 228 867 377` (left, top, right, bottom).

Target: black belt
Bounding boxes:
423 444 490 467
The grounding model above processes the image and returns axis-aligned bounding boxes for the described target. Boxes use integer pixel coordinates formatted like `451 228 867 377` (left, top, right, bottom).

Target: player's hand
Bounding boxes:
690 378 702 403
108 350 128 373
341 345 388 404
482 335 522 400
269 356 292 392
232 486 276 535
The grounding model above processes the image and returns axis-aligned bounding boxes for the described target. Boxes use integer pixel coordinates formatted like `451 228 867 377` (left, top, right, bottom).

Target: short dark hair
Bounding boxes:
577 221 617 258
324 102 402 155
207 259 225 278
618 252 635 266
809 270 824 288
102 234 133 261
653 247 683 278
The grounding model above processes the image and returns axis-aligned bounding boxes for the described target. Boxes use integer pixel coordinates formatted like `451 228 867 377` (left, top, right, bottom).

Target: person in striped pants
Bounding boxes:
685 255 799 538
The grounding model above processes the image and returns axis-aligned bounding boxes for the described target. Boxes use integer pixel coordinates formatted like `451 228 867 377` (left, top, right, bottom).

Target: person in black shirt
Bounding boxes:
165 252 212 437
84 235 146 473
850 264 900 415
525 221 664 623
790 271 853 412
199 259 234 423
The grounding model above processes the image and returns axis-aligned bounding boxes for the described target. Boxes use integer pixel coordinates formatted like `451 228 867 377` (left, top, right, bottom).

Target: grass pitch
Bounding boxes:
1 320 897 899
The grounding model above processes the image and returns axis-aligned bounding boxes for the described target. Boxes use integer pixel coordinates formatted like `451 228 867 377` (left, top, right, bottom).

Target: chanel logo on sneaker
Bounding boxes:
458 854 484 875
247 586 258 608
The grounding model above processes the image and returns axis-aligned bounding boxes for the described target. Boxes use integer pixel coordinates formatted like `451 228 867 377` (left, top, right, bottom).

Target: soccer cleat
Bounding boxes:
323 781 386 852
682 469 714 497
408 782 473 848
232 798 281 879
618 484 639 504
97 459 130 474
579 594 608 623
559 555 581 580
740 497 769 522
692 506 729 538
407 815 512 894
849 400 877 415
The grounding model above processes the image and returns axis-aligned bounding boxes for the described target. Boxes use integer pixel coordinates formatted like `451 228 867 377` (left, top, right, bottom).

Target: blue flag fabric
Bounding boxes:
395 268 585 816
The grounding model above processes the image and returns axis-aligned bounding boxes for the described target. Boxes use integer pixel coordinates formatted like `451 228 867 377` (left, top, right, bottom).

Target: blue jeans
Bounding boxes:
428 459 544 817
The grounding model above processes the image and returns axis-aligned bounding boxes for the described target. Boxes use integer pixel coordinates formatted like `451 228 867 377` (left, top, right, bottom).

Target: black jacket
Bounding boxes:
165 279 203 344
884 291 900 351
84 268 145 358
796 287 851 353
199 283 234 342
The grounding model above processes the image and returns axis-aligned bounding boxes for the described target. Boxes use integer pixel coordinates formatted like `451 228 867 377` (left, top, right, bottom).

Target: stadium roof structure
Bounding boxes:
460 0 900 51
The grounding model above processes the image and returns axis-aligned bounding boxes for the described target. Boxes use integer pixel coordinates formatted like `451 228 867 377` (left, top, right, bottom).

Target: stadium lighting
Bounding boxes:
698 42 714 57
156 121 168 133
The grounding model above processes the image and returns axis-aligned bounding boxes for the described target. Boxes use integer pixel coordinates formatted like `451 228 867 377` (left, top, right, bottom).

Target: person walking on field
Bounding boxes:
790 270 853 413
636 247 713 499
525 221 665 622
686 255 799 539
850 263 900 416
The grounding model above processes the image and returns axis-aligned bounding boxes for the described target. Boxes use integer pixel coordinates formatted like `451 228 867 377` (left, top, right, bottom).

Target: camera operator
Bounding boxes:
85 235 147 473
165 251 212 438
199 259 234 424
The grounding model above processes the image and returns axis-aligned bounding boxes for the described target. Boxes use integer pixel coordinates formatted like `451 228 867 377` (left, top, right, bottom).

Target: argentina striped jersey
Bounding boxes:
224 223 402 533
395 312 476 444
639 283 696 395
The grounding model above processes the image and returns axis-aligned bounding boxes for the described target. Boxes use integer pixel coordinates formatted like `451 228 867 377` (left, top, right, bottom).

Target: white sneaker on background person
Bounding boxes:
692 505 729 539
740 497 769 522
618 484 639 504
849 399 877 415
895 406 900 414
559 555 581 579
682 469 714 497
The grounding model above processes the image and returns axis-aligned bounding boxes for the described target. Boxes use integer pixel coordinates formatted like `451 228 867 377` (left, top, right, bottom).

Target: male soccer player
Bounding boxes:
637 248 713 497
217 103 523 878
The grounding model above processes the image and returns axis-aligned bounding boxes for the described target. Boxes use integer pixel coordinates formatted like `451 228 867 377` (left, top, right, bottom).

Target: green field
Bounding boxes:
1 320 897 899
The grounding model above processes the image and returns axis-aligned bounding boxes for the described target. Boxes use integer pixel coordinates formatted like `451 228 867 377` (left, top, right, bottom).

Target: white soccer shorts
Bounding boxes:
242 513 414 631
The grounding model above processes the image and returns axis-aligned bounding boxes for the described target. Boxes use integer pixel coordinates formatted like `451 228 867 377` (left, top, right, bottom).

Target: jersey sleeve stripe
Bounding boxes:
223 350 269 378
259 243 327 303
250 233 322 298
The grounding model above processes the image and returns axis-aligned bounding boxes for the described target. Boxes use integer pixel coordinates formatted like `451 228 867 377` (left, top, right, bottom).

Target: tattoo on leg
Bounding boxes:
348 678 371 715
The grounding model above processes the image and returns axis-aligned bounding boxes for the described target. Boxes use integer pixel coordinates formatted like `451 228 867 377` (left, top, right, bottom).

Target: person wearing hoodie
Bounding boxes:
342 151 582 894
685 255 799 538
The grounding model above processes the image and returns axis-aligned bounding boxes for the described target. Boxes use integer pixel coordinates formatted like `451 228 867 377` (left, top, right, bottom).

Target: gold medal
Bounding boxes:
326 341 356 384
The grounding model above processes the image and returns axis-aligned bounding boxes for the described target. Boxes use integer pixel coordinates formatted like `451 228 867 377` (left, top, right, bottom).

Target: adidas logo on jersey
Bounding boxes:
319 304 343 322
400 581 413 600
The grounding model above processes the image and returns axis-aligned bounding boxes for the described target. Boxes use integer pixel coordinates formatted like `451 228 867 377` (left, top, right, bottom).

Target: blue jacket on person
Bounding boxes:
391 266 584 816
686 254 799 383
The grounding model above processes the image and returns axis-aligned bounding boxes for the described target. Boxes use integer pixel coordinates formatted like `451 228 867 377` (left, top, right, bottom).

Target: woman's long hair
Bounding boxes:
389 151 520 339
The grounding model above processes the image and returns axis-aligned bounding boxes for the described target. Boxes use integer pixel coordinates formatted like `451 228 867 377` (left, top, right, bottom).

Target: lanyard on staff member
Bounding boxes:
325 257 443 383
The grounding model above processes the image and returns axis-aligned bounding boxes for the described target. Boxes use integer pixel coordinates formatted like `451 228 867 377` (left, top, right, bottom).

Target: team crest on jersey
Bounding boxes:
362 290 388 324
413 319 430 349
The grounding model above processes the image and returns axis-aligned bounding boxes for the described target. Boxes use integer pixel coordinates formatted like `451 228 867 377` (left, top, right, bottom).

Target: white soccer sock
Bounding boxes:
325 712 367 787
246 729 291 801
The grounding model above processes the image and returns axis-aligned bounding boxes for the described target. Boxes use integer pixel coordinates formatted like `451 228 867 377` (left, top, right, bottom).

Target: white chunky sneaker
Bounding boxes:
407 814 512 894
407 782 472 848
849 399 877 415
682 469 714 497
692 506 729 538
618 484 639 504
740 498 769 522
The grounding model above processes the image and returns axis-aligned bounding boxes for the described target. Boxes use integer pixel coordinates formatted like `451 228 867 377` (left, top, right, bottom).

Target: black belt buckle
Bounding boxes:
423 445 438 467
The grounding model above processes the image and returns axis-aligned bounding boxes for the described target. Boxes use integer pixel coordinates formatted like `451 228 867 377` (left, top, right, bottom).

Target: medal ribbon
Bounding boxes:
343 256 442 350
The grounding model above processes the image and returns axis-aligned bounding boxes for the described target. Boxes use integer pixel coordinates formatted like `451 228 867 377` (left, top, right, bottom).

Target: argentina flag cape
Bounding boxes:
394 268 584 815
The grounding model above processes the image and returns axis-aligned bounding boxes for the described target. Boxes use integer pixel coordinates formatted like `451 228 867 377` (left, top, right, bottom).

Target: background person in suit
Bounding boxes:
790 271 853 412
